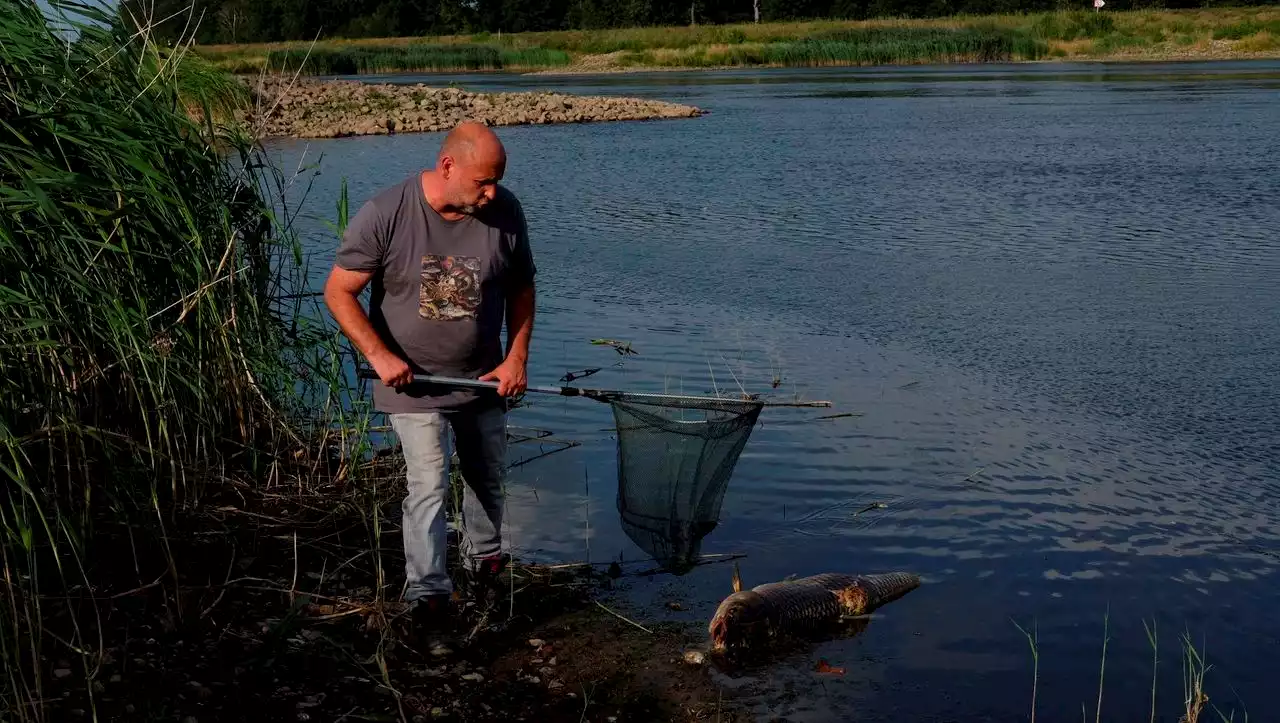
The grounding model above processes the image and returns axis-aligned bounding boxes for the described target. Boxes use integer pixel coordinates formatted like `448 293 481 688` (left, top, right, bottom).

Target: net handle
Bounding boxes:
357 369 584 397
354 369 793 407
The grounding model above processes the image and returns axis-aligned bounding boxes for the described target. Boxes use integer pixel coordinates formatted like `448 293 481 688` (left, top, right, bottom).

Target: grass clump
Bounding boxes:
1212 19 1280 40
1091 29 1152 54
1031 11 1117 41
620 26 1047 67
1235 31 1278 52
266 43 571 74
1011 613 1247 723
806 25 1047 62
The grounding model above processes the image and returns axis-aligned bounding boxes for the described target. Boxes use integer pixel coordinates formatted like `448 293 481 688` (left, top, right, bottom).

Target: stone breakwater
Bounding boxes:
238 76 704 139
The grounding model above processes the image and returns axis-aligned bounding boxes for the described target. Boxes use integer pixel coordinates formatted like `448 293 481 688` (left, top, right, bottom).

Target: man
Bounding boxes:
323 122 535 654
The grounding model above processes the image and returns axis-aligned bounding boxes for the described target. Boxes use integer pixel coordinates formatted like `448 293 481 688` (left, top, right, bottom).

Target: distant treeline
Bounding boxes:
123 0 1279 44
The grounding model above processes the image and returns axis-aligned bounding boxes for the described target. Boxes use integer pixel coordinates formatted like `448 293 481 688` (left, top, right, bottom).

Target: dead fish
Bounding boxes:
708 563 919 653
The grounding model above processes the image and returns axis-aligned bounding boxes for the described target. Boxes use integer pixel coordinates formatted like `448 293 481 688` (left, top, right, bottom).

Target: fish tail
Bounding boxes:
858 572 921 610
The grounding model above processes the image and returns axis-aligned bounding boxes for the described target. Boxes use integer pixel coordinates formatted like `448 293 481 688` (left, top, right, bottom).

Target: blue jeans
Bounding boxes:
390 404 507 602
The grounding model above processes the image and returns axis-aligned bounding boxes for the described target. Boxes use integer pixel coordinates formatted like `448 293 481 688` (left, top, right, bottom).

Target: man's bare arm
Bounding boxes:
506 282 535 363
323 265 413 387
479 281 534 396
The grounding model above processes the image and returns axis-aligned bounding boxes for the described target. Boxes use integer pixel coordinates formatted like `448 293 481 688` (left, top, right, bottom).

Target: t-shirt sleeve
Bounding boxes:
334 198 389 272
506 198 536 289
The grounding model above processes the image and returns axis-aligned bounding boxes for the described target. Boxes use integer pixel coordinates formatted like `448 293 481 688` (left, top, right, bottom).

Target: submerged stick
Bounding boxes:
545 552 746 571
814 412 862 420
629 554 748 577
594 600 653 634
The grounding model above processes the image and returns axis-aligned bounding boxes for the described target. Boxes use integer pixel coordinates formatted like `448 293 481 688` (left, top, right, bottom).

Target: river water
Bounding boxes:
265 61 1280 721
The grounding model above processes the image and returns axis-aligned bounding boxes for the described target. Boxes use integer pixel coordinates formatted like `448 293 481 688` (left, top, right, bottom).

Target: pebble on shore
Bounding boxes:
237 76 704 139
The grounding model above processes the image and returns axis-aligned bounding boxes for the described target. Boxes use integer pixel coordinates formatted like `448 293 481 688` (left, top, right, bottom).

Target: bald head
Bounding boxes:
429 121 508 217
439 121 506 168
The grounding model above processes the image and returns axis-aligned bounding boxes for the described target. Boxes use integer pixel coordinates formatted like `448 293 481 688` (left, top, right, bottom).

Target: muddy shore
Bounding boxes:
238 75 704 139
34 466 755 722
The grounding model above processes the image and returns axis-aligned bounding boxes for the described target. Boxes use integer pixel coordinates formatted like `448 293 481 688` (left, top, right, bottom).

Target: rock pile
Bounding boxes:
238 75 704 139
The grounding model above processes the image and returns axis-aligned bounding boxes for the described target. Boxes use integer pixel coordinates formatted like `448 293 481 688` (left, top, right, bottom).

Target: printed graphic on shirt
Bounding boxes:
419 254 481 321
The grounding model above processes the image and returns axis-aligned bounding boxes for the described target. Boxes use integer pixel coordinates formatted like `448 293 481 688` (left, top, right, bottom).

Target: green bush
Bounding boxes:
1031 11 1117 40
1213 19 1280 39
708 26 750 44
771 28 1047 64
1091 29 1147 51
637 27 1051 67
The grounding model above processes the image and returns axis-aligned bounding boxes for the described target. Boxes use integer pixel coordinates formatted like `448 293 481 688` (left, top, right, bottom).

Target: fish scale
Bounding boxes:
751 573 920 630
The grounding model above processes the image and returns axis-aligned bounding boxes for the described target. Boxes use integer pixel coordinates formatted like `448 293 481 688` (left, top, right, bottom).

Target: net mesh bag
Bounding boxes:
609 394 763 574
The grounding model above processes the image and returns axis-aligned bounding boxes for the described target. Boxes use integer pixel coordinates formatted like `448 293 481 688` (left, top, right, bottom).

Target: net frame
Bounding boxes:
609 393 763 574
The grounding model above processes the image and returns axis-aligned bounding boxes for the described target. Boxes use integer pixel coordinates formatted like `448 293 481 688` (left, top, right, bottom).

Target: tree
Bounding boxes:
761 0 831 21
397 0 442 36
216 1 247 43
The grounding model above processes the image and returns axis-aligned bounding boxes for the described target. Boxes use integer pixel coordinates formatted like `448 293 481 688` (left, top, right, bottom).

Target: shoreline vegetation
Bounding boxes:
204 8 1280 139
215 7 1280 140
197 8 1280 75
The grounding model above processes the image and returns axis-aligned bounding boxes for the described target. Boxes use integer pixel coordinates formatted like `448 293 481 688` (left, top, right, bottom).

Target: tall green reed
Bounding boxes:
1030 10 1117 40
621 26 1047 67
0 1 361 718
1011 614 1246 723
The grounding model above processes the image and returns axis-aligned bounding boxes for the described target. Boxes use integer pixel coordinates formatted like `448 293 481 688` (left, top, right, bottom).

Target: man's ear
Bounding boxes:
439 156 452 180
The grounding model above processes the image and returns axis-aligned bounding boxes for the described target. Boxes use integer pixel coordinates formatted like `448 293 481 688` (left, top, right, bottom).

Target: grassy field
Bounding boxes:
196 7 1280 74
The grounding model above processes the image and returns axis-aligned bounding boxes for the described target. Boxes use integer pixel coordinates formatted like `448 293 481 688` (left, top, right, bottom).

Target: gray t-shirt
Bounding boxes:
335 171 535 413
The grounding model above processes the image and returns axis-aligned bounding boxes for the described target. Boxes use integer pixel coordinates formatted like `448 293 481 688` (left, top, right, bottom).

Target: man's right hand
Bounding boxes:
324 265 413 389
371 353 414 388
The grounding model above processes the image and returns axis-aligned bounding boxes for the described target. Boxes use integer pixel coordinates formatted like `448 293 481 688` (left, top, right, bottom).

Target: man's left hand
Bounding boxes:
479 357 528 397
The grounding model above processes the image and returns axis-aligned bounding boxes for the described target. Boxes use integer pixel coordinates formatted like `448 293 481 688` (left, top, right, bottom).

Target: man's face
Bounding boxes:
446 153 504 215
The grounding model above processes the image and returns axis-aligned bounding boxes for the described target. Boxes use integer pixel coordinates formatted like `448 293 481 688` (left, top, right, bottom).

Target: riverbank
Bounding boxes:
197 8 1280 75
238 75 703 138
34 473 749 722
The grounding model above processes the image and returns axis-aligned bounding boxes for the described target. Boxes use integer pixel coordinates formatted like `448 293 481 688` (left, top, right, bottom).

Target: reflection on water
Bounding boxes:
268 59 1280 721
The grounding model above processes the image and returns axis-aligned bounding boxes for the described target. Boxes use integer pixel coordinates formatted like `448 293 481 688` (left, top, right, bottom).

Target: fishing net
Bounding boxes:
609 394 763 574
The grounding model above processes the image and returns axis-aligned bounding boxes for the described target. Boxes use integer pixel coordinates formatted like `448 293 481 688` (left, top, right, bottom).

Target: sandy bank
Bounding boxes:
238 75 704 139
